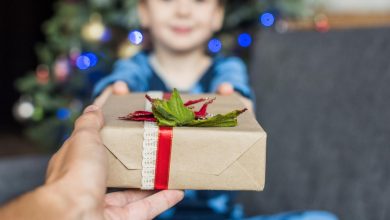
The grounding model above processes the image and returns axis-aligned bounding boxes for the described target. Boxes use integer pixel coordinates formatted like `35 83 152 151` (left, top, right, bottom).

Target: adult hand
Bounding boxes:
0 105 184 220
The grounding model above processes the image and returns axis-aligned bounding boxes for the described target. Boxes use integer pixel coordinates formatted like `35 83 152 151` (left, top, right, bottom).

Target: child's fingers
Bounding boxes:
113 81 130 95
217 82 234 95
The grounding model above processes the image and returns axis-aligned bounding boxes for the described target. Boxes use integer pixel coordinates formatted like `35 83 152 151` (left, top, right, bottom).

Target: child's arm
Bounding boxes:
211 57 255 112
92 57 148 106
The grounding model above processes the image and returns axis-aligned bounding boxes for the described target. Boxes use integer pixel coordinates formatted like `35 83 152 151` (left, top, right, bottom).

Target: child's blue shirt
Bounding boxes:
92 51 255 101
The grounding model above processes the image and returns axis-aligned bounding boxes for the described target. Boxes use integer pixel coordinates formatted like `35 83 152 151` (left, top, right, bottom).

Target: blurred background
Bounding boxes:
1 0 389 219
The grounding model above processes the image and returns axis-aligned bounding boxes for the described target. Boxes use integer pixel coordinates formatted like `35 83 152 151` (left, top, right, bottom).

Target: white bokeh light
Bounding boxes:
16 101 35 119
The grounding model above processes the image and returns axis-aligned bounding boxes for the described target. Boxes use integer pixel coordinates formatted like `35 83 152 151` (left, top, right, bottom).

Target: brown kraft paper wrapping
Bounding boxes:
101 92 267 191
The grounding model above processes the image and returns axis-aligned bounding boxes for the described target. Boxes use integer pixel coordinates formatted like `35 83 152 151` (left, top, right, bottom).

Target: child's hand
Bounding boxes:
94 81 130 107
217 82 254 112
217 82 234 95
112 81 130 95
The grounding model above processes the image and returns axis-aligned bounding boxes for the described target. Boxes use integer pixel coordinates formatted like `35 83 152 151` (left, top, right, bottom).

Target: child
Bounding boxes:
93 0 254 112
93 1 251 218
93 0 337 219
93 1 252 218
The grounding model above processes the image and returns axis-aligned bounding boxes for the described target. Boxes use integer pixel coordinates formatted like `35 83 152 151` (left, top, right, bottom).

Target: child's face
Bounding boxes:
138 0 224 52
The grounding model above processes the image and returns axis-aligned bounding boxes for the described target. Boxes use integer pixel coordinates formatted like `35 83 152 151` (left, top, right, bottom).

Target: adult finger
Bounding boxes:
45 152 61 183
124 190 184 219
65 105 106 173
72 105 104 134
104 190 155 207
62 105 107 194
67 105 105 165
93 87 113 108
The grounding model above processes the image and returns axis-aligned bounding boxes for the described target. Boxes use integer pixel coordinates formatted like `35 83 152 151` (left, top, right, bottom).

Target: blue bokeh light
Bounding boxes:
56 108 71 121
208 38 222 53
101 29 112 42
237 33 252 48
128 30 143 45
260 12 275 27
84 52 98 67
76 52 98 70
76 55 91 70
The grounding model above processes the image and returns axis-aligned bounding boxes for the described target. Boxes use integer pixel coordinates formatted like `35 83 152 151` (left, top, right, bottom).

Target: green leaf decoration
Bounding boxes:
144 88 247 127
151 89 195 126
186 109 247 127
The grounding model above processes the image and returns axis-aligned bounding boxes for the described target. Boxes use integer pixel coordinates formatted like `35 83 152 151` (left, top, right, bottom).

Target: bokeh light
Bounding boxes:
237 33 252 48
76 55 90 70
128 30 143 45
314 14 330 32
101 29 112 42
81 13 105 42
208 38 222 53
76 52 98 70
260 12 275 27
84 52 98 67
54 58 70 82
16 101 34 119
56 108 71 121
36 64 50 84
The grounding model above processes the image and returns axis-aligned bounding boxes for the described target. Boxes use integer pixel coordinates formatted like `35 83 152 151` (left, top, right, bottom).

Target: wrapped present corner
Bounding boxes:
101 92 266 191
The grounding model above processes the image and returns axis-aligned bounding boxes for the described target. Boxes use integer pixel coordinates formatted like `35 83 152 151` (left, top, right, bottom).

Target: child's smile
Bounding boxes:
171 26 193 35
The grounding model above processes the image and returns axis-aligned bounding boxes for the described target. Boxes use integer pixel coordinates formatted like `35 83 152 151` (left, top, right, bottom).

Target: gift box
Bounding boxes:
101 92 266 191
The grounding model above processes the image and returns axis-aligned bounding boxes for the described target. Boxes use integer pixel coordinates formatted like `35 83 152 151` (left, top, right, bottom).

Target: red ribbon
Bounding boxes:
154 93 173 190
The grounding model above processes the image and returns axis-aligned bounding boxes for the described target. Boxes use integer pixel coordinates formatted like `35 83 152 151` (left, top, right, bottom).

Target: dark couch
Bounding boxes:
1 27 389 220
0 155 49 203
238 27 390 220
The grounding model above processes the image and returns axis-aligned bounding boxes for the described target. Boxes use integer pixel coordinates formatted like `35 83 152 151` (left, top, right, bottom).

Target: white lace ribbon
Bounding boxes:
141 91 163 190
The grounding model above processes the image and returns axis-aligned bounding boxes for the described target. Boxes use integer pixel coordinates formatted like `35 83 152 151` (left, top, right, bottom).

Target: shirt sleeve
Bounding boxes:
210 56 255 101
92 58 149 98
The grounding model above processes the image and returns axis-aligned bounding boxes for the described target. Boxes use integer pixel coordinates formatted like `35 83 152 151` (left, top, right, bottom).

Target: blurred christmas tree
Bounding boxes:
14 0 312 151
